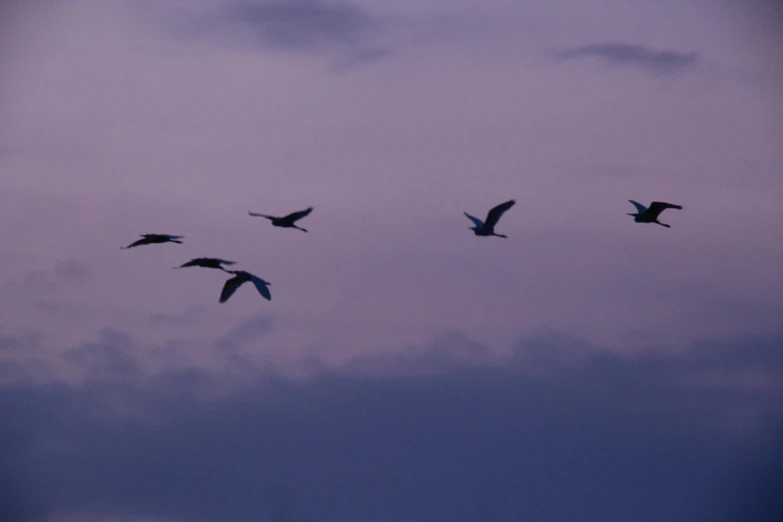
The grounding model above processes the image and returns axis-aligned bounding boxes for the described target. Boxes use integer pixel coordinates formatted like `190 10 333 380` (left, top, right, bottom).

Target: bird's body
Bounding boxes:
174 257 237 271
627 200 682 228
121 234 183 249
220 270 272 303
248 207 313 232
464 200 516 238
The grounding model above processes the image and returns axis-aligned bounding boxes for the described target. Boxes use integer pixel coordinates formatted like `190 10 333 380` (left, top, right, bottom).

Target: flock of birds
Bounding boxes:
121 199 682 304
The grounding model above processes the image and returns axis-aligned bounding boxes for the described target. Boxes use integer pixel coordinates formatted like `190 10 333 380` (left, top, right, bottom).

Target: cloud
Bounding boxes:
148 305 208 329
223 0 378 50
140 0 392 69
62 329 142 381
557 42 698 74
18 259 92 293
331 45 392 71
1 330 782 522
52 260 91 283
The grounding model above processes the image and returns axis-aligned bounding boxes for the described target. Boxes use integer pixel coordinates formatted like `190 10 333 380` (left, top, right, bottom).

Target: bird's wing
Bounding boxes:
647 201 682 217
282 207 313 223
464 212 484 228
249 274 272 301
219 275 246 303
122 238 149 249
145 234 182 239
628 200 648 214
216 259 237 265
483 200 516 229
248 211 275 219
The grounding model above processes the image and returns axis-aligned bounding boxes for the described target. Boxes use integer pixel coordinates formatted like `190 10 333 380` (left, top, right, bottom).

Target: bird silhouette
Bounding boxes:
627 200 682 228
174 257 237 271
121 234 184 249
220 270 272 303
464 200 516 238
248 207 313 232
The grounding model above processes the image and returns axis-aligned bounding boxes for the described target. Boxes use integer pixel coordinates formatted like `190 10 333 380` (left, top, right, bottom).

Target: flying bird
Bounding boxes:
121 234 183 249
174 257 237 271
248 206 313 232
627 200 682 228
220 270 272 303
464 200 516 238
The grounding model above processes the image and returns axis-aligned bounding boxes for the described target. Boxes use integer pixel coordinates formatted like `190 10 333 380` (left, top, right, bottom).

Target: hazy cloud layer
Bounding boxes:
558 42 699 73
1 331 782 522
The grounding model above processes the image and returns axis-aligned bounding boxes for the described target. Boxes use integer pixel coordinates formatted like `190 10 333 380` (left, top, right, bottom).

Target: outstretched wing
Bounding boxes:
248 211 275 220
215 259 237 265
646 201 682 218
282 207 313 223
628 200 648 215
464 212 484 228
144 234 183 239
122 238 149 249
219 275 246 303
483 200 515 229
249 274 272 301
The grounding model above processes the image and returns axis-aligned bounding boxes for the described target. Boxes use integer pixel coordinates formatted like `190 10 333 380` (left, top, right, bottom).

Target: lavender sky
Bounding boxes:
1 0 782 521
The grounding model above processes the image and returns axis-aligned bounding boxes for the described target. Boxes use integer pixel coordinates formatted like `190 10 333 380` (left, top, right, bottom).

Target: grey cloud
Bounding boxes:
225 0 378 49
558 42 698 74
150 0 392 69
215 315 274 351
148 305 209 329
62 329 141 381
331 45 392 71
53 259 91 282
1 331 782 522
20 258 92 292
31 299 82 320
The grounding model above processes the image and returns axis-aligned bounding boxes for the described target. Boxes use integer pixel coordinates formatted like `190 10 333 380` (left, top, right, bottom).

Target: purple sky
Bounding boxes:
1 0 782 520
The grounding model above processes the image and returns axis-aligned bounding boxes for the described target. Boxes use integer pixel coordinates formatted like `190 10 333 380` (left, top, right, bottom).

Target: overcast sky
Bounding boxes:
1 0 782 521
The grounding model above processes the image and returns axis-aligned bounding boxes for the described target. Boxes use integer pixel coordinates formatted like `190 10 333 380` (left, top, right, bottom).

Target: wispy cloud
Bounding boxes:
557 42 698 74
138 0 393 69
222 0 379 50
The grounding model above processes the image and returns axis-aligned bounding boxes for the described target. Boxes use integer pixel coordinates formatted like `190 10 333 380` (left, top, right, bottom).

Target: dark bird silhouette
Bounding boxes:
627 200 682 228
174 257 237 271
248 207 313 232
121 234 183 249
464 200 516 238
220 270 271 303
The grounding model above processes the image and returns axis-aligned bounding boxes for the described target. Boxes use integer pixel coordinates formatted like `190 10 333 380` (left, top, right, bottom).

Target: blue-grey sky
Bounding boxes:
1 0 782 520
